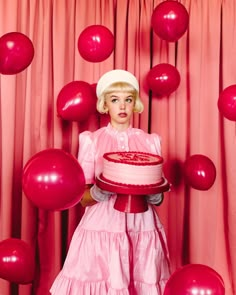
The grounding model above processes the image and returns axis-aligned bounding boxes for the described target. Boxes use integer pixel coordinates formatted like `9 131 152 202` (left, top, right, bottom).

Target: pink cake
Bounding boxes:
101 151 163 187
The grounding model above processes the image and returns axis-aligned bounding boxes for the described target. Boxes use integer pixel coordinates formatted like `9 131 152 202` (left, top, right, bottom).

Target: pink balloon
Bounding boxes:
151 0 189 42
0 238 35 284
147 63 180 97
78 25 115 62
0 32 34 74
218 85 236 121
164 264 225 295
22 149 85 210
57 81 97 122
184 154 216 190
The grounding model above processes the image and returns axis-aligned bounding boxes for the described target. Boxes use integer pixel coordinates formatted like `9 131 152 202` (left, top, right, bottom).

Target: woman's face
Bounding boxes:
104 91 135 130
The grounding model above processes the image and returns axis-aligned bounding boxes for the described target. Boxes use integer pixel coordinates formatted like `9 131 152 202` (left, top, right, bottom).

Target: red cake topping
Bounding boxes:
103 151 163 166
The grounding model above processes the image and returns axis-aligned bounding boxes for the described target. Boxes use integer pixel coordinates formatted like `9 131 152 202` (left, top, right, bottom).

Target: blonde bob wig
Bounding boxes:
96 82 144 114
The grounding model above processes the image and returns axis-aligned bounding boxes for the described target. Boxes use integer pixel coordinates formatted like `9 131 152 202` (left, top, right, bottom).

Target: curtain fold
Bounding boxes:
0 0 235 294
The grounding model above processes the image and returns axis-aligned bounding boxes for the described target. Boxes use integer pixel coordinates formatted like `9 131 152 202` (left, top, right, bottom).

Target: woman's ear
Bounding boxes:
103 107 108 114
103 103 108 113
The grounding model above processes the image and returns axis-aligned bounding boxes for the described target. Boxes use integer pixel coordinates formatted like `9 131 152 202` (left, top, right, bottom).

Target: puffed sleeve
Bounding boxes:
149 133 162 156
78 131 95 184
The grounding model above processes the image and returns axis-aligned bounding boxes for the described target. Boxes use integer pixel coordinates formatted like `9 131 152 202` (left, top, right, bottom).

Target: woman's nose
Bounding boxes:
119 101 125 109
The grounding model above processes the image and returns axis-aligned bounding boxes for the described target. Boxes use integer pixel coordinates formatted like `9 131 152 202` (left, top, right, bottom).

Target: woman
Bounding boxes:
50 69 170 295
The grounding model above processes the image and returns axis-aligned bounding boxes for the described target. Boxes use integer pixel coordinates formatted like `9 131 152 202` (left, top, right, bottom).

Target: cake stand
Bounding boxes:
96 174 170 213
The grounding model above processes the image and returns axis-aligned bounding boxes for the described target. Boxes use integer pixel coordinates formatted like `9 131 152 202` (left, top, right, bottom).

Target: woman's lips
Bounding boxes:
118 113 127 118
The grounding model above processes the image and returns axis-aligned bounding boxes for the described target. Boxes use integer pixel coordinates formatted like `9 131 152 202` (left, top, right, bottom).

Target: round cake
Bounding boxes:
101 151 163 187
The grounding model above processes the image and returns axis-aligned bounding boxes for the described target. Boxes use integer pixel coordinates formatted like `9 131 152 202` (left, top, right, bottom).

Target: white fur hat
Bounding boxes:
96 69 139 98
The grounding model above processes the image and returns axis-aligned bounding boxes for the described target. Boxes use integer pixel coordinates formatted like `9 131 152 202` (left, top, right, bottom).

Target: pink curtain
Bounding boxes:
0 0 235 294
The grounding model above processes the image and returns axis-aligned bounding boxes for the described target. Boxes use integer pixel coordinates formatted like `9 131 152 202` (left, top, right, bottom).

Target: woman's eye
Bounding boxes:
126 98 133 103
111 98 118 103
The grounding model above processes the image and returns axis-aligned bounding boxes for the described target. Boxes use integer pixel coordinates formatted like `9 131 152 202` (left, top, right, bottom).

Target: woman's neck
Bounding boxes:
110 121 130 132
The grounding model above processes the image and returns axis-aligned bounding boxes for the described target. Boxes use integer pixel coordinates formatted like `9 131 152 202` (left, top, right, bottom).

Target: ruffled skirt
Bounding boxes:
50 196 170 295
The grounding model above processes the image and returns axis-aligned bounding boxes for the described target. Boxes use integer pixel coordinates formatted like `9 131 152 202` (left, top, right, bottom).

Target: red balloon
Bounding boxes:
147 63 180 97
184 154 216 190
78 25 114 62
22 149 85 210
151 0 189 42
163 159 184 189
0 238 35 284
0 32 34 75
218 85 236 121
164 264 225 295
57 81 97 122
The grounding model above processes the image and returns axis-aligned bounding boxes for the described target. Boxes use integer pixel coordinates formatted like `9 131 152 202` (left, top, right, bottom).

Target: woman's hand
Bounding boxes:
90 184 113 202
80 184 98 207
80 184 114 207
146 193 164 206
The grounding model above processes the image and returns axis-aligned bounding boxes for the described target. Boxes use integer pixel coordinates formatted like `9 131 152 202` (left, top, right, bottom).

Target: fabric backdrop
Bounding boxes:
0 0 235 294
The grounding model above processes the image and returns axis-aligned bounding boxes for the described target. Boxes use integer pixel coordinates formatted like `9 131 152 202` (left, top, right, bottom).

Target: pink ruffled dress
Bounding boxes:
50 124 170 295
